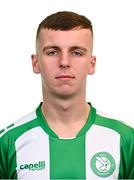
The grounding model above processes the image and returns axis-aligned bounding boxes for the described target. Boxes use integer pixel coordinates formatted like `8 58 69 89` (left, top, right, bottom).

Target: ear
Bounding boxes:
88 55 96 75
31 54 40 74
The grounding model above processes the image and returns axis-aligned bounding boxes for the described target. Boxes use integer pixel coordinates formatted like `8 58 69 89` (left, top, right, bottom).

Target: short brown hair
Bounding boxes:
36 11 93 41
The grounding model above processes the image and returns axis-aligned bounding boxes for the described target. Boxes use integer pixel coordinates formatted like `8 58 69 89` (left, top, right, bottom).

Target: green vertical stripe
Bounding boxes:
8 142 17 179
49 135 86 179
0 134 17 179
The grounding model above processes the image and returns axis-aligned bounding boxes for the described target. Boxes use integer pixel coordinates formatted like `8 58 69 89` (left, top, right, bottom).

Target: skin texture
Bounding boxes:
31 28 96 138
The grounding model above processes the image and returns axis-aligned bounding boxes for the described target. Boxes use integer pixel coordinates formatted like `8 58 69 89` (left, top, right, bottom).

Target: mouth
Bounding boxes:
55 75 75 80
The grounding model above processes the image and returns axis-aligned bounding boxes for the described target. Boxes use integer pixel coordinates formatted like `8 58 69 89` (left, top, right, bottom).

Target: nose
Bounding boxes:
59 53 70 68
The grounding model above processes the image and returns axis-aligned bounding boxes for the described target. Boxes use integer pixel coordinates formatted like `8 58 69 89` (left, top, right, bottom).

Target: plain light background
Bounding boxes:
0 0 134 129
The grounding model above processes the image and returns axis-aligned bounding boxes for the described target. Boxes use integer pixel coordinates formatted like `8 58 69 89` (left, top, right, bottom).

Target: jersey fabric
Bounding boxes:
0 102 134 179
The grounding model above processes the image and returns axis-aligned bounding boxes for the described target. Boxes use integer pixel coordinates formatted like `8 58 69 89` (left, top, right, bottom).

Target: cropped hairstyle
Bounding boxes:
36 11 93 43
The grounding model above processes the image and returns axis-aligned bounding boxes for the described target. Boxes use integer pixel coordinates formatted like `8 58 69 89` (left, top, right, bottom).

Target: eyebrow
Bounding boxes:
42 46 60 52
69 46 87 52
42 46 88 52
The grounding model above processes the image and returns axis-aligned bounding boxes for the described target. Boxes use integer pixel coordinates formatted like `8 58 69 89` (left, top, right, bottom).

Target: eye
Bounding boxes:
46 50 58 56
72 51 83 56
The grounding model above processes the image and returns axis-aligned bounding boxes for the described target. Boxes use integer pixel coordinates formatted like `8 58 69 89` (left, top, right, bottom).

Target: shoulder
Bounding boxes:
95 110 134 142
0 110 38 142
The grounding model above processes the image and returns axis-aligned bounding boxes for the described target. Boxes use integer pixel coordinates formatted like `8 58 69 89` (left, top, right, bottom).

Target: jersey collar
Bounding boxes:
36 102 96 139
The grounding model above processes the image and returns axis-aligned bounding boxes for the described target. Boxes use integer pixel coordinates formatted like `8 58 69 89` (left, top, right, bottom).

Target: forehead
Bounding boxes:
37 28 93 48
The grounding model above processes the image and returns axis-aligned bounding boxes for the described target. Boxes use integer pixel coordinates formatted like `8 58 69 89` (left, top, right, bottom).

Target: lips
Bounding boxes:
55 75 75 79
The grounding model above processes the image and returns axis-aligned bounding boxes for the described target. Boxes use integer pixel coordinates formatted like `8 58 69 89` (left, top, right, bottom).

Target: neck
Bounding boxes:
41 94 90 138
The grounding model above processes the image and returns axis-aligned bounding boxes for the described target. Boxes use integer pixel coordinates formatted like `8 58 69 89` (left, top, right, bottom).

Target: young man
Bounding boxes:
0 11 134 179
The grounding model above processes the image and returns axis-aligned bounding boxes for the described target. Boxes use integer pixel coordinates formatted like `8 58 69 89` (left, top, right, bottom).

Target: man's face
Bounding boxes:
32 28 96 99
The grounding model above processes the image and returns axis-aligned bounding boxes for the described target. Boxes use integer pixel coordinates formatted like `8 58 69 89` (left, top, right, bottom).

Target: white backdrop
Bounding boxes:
0 0 134 129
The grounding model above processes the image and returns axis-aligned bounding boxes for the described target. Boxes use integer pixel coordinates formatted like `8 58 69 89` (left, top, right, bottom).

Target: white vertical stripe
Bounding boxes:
85 125 120 179
15 127 50 179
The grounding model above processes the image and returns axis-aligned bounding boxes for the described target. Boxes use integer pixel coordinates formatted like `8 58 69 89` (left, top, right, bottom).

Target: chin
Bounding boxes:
54 90 76 99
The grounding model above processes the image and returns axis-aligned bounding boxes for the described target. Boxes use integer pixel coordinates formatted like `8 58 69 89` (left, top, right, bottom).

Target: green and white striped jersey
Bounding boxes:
0 102 134 179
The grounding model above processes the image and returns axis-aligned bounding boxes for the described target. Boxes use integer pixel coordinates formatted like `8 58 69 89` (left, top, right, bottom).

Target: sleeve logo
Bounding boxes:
90 152 116 177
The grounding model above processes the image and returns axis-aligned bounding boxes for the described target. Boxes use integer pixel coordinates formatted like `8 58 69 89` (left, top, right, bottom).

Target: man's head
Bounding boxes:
32 11 96 100
36 11 93 52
